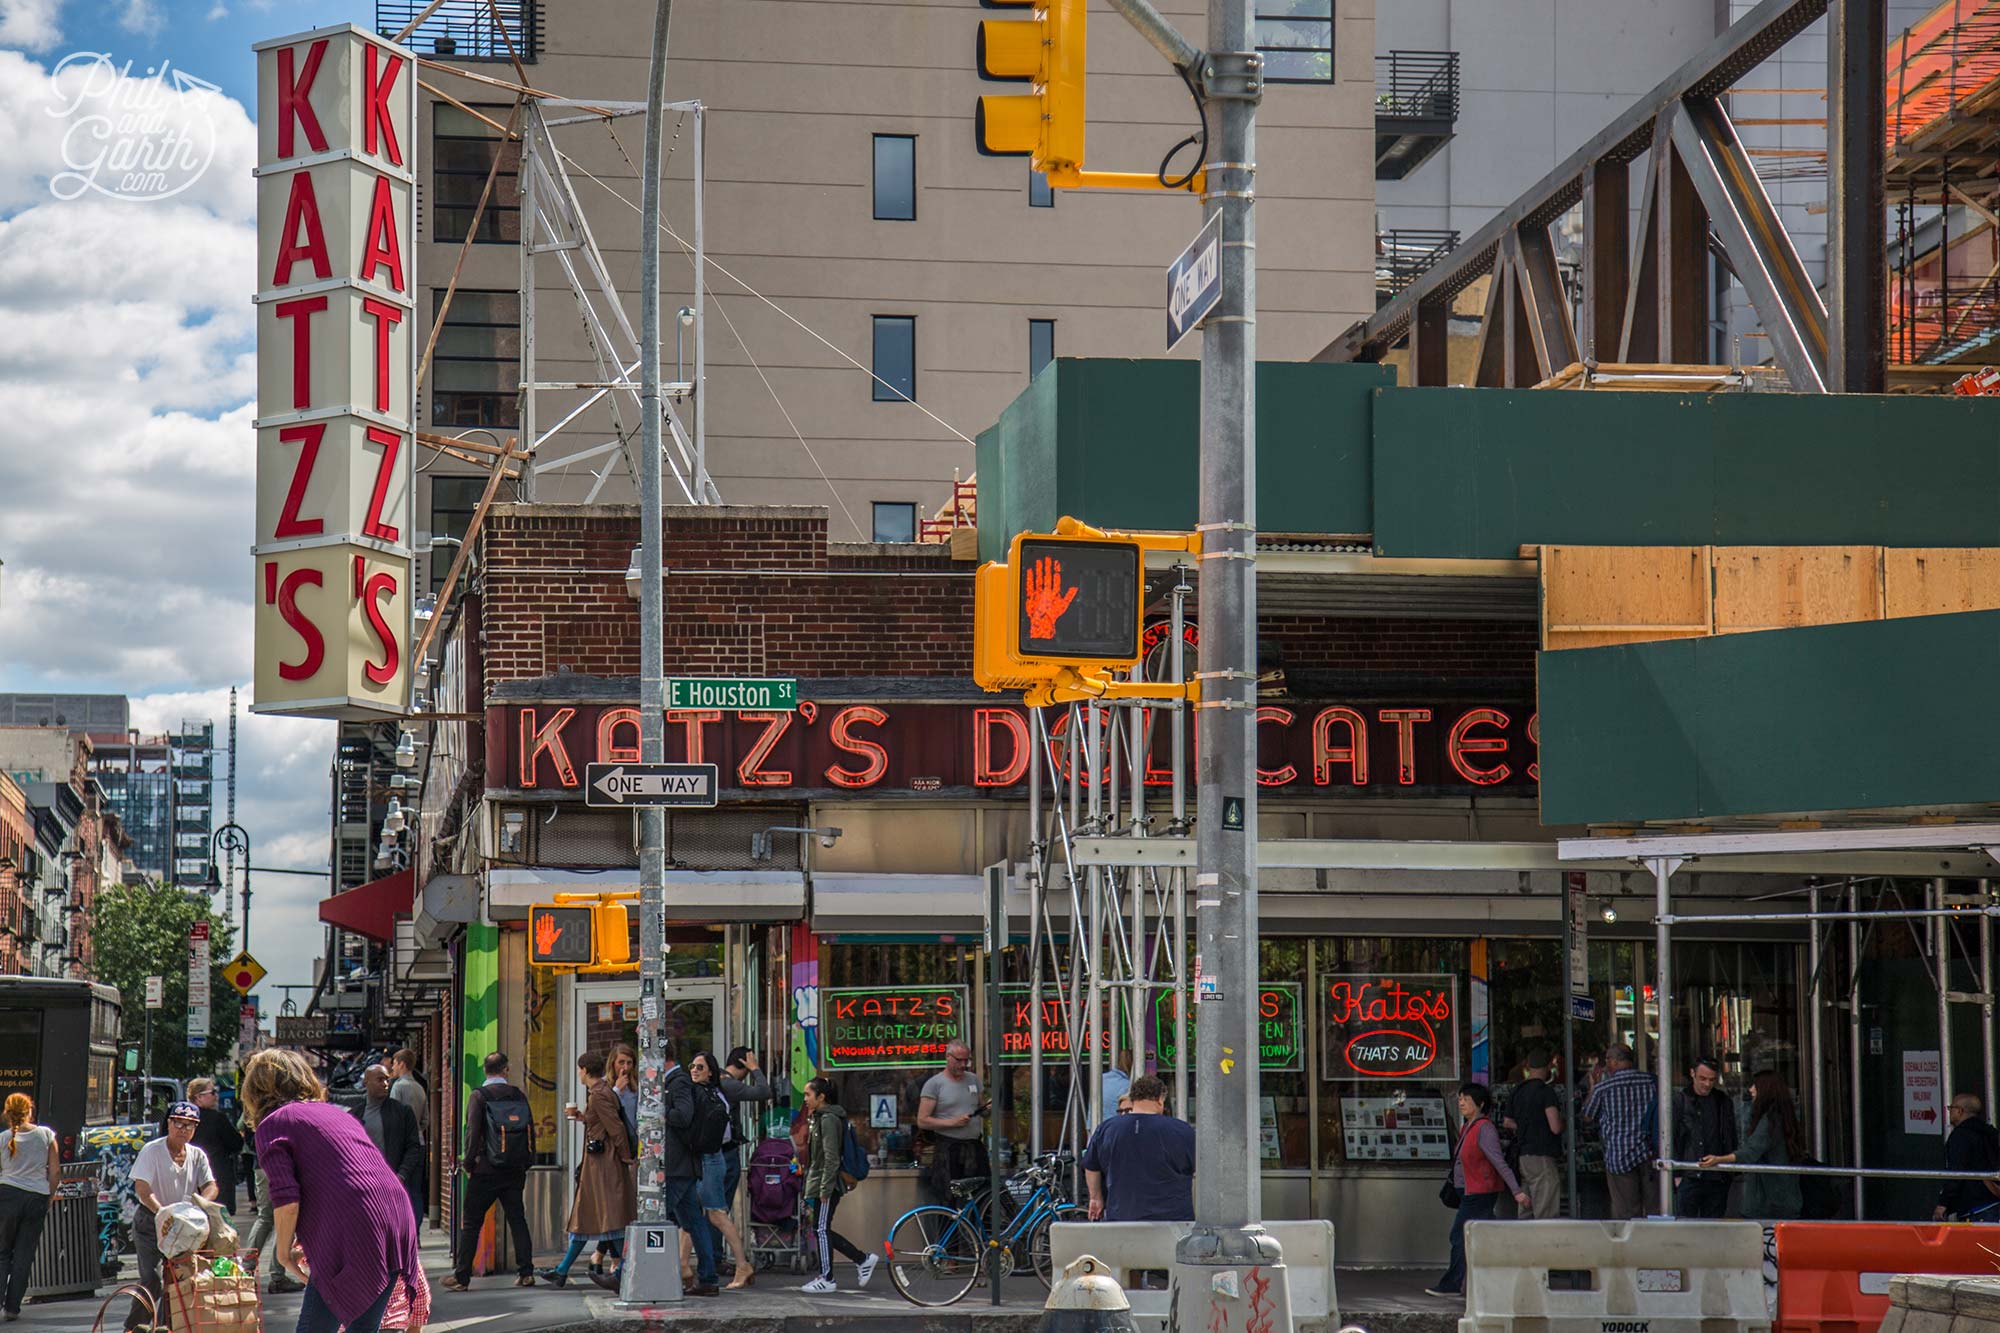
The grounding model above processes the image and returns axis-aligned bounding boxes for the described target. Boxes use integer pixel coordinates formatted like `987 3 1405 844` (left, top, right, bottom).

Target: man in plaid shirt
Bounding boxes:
1584 1044 1658 1219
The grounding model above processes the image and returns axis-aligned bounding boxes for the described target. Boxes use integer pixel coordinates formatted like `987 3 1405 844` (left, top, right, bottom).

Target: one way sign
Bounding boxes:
585 762 720 808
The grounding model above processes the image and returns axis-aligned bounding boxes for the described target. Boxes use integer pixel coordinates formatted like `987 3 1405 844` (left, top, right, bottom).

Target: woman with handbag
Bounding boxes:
536 1051 635 1288
1427 1083 1531 1299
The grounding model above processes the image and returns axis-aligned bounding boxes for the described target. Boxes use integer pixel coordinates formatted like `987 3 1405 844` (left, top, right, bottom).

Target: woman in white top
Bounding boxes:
0 1093 60 1322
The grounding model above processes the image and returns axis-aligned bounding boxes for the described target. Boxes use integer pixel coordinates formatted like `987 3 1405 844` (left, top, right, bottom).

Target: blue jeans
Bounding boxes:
1436 1192 1498 1294
663 1177 717 1285
296 1275 395 1333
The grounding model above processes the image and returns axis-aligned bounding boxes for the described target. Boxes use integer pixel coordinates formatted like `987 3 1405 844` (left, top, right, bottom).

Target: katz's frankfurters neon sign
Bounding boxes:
1323 975 1460 1081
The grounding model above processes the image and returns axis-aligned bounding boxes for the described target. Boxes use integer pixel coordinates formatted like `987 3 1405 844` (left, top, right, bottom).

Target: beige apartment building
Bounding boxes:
403 0 1378 553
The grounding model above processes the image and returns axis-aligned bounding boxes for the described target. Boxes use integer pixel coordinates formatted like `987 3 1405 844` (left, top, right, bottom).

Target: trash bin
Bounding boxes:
26 1161 102 1300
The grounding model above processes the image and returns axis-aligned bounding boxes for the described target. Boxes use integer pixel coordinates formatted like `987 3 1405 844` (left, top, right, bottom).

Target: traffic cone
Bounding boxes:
1040 1255 1140 1333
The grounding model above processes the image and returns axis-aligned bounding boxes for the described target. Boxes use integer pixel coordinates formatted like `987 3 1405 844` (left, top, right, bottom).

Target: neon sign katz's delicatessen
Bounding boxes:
491 700 1540 794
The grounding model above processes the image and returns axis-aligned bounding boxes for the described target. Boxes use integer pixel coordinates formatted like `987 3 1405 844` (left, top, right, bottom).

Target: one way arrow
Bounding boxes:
584 761 720 809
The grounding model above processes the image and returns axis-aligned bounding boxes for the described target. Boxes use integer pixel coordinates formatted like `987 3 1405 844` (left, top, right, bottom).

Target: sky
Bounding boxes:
0 0 371 1001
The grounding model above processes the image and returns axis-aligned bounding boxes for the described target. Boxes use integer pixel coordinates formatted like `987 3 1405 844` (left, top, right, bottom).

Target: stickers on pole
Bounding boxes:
252 25 416 719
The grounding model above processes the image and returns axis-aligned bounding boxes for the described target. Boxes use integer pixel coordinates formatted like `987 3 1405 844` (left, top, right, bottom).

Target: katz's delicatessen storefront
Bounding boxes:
478 681 1812 1264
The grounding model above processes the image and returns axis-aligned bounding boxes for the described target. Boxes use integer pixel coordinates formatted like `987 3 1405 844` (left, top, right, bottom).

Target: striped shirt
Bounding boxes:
1584 1068 1658 1175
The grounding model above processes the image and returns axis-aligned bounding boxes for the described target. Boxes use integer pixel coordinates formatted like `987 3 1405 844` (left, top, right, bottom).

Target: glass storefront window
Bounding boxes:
1316 937 1470 1169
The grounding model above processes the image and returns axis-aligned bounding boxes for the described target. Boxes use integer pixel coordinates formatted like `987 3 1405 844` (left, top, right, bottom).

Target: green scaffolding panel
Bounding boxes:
976 358 1391 560
1538 608 2000 824
1373 389 2000 558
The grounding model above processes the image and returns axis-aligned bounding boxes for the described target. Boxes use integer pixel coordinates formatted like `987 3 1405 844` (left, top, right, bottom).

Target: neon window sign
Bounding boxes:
818 985 969 1070
1322 974 1459 1081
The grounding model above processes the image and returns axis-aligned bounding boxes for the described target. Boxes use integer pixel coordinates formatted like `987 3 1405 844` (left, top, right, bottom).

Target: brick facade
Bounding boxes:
476 504 1539 692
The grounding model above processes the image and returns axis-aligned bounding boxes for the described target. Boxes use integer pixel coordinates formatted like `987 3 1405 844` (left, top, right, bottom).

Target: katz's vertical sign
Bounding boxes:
252 25 416 719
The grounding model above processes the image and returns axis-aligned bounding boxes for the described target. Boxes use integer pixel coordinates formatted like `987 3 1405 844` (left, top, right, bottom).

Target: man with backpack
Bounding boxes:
444 1052 538 1291
655 1042 721 1297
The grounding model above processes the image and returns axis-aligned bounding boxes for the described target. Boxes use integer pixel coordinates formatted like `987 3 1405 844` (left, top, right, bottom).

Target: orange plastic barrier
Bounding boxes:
1774 1222 2000 1333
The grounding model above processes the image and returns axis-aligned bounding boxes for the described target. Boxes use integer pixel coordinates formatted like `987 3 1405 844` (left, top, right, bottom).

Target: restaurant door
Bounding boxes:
565 977 727 1175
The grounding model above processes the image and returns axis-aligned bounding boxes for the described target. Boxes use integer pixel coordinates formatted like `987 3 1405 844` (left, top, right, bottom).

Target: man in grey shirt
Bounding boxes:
389 1049 429 1223
918 1042 988 1205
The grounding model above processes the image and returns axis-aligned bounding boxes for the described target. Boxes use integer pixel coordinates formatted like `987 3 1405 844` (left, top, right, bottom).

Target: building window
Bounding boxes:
430 289 521 428
1029 168 1053 208
1029 319 1055 380
432 103 521 243
872 315 915 402
872 502 917 544
428 476 487 591
1258 2 1334 83
873 134 916 221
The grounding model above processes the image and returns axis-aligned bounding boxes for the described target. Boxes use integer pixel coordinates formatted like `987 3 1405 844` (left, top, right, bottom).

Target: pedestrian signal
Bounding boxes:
1011 532 1142 665
529 902 631 968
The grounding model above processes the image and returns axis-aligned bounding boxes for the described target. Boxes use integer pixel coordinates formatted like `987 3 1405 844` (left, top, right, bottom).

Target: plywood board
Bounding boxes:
1883 547 2000 617
1542 545 1711 650
1713 546 1882 634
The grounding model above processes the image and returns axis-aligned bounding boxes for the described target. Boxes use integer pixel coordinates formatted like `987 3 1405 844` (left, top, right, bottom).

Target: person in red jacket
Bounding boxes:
1427 1083 1531 1299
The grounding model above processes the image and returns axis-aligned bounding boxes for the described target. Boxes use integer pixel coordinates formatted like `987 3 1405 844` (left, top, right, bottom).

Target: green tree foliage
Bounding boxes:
90 880 238 1080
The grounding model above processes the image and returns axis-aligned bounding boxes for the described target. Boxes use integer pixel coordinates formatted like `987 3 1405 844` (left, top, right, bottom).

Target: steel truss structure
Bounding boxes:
1560 828 2000 1218
516 97 719 505
1321 0 1844 392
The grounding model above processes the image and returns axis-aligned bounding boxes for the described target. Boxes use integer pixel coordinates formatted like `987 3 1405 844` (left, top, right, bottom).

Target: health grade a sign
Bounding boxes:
252 26 417 720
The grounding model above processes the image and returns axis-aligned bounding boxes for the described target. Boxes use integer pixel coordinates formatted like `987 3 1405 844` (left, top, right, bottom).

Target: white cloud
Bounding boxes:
118 0 161 36
0 0 62 53
205 2 226 18
128 686 337 993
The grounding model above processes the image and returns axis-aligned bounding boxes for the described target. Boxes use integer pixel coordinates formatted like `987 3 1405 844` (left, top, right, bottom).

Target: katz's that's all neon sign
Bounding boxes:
1324 975 1460 1081
489 698 1538 796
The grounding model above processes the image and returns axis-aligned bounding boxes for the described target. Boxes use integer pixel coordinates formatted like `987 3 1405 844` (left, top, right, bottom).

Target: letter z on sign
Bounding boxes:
585 762 720 808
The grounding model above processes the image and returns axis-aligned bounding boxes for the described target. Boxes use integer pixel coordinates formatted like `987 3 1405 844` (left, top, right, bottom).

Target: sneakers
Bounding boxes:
267 1273 305 1295
1423 1287 1460 1298
855 1255 879 1288
800 1277 837 1294
440 1276 471 1293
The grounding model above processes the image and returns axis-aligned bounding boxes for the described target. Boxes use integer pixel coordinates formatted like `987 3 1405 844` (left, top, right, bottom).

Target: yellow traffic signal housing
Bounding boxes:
529 900 631 969
1006 529 1143 667
976 0 1086 176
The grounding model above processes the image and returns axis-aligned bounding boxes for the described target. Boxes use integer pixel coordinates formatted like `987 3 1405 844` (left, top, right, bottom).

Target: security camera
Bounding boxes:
819 827 843 850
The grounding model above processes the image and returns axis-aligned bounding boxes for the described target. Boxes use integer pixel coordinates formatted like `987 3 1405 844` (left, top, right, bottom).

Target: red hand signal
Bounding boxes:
534 912 563 957
1023 556 1079 640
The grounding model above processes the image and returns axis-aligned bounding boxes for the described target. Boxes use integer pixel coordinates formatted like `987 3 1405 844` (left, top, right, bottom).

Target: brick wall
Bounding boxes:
477 504 1538 690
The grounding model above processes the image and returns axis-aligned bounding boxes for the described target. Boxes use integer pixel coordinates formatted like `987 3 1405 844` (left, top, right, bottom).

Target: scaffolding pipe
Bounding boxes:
520 106 538 499
1809 883 1826 1158
1935 877 1954 1134
1666 906 1998 925
1028 707 1045 1159
1660 1158 2000 1180
1849 878 1865 1218
1652 857 1677 1216
1087 702 1106 1128
1170 572 1191 1115
1129 697 1147 1103
1983 880 1997 1120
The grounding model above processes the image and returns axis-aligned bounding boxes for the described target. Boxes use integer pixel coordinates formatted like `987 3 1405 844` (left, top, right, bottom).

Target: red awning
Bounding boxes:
318 868 415 944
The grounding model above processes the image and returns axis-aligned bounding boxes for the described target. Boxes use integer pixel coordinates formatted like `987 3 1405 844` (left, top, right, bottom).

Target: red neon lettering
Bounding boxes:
360 427 402 541
360 297 403 413
273 423 325 538
518 707 579 788
934 993 955 1017
363 45 404 165
1312 706 1368 785
1255 706 1297 786
1527 712 1539 783
1325 978 1452 1025
272 170 331 285
1447 708 1512 785
826 705 889 788
736 712 795 787
669 710 721 765
596 708 641 764
1045 706 1113 786
972 708 1029 787
1377 708 1432 786
273 295 326 409
1260 990 1280 1019
275 41 329 158
359 175 405 293
359 568 400 686
266 563 324 682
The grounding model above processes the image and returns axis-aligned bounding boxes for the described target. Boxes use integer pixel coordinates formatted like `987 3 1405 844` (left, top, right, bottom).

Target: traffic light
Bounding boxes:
976 0 1086 177
1008 531 1142 666
528 901 631 969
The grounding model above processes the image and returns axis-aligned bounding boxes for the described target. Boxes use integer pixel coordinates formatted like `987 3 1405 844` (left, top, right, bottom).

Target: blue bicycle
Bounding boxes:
885 1150 1085 1306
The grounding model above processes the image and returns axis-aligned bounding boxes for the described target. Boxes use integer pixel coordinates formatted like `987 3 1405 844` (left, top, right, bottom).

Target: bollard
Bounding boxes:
1043 1255 1142 1333
1172 1227 1295 1333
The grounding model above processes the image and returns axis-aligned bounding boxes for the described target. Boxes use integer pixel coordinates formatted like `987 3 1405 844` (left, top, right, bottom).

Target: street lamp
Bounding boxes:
206 821 252 951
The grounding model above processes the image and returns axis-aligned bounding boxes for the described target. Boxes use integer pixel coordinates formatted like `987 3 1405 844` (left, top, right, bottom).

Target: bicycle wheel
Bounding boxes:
885 1205 984 1307
1025 1203 1088 1288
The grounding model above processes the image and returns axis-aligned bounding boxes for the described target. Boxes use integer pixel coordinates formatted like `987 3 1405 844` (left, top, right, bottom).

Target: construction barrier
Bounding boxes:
1774 1223 2000 1333
1460 1220 1769 1333
1048 1221 1338 1333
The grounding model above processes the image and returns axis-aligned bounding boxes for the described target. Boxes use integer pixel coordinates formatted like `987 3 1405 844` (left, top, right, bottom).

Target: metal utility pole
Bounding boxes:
622 0 676 1304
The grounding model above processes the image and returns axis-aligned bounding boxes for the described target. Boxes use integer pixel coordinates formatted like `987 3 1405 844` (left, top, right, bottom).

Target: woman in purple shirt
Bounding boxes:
242 1049 422 1333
